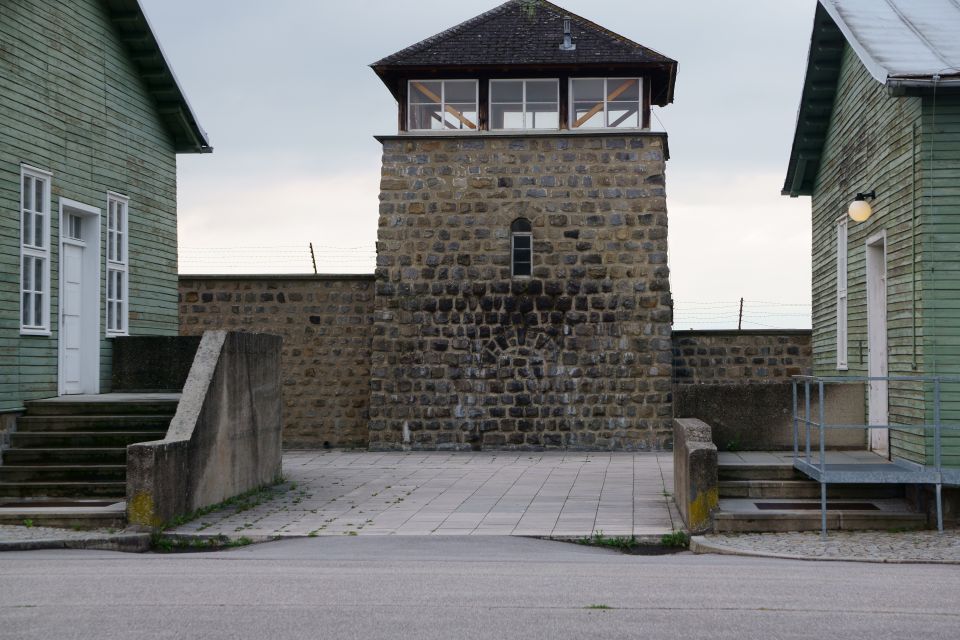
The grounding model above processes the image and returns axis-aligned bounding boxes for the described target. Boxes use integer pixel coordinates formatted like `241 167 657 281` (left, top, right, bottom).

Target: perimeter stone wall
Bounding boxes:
672 330 813 385
370 133 674 451
178 276 374 449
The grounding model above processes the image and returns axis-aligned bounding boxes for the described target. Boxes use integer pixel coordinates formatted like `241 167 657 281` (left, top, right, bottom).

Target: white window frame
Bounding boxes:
569 77 644 130
489 79 560 131
407 80 479 132
105 192 130 337
837 219 849 370
19 165 52 336
511 231 533 278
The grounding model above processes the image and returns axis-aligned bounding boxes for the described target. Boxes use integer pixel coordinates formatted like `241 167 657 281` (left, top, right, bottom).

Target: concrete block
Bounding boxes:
673 418 718 533
674 382 866 451
126 331 283 527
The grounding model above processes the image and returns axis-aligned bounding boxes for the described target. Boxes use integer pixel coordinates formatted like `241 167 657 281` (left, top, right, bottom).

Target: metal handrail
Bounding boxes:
791 375 955 537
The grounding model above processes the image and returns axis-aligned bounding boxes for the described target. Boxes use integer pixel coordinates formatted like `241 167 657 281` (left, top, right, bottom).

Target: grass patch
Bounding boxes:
150 534 254 553
575 530 689 555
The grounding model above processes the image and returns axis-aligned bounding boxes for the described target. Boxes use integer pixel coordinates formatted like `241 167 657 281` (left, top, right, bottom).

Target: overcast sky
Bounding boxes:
142 0 818 329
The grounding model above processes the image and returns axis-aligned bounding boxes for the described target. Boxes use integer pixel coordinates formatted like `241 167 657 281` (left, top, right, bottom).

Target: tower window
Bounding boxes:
408 80 478 131
511 218 532 277
570 78 642 129
490 79 559 130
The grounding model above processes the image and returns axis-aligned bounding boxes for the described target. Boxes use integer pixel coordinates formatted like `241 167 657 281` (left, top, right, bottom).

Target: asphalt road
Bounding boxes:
1 537 958 639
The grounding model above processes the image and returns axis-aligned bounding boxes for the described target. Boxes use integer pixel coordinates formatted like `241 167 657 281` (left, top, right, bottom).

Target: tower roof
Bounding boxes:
371 0 677 106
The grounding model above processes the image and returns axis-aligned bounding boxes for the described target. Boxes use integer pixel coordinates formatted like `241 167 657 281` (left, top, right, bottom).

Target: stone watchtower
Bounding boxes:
369 0 678 451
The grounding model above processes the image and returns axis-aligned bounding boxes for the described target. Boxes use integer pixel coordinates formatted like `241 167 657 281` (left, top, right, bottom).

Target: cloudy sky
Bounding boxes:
142 0 818 329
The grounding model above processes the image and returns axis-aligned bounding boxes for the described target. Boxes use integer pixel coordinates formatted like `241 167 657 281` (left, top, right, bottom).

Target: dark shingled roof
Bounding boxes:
372 0 677 105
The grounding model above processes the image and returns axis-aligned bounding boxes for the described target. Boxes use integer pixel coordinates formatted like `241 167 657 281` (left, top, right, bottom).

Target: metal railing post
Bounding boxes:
934 378 944 534
805 381 812 465
819 379 827 539
792 381 799 461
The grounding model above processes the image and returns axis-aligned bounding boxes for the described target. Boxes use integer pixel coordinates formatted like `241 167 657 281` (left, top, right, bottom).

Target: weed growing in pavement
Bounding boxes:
150 534 254 553
660 531 690 548
22 519 34 528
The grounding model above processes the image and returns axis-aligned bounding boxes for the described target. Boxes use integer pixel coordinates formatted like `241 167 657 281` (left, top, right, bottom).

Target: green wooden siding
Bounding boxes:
811 45 960 467
920 91 960 466
0 0 180 411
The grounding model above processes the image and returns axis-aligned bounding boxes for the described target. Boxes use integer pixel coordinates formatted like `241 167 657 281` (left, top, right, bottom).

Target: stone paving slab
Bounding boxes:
692 530 960 564
171 451 679 539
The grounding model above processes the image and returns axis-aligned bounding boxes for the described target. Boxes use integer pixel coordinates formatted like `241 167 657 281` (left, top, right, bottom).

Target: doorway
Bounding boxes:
866 232 888 457
58 200 101 396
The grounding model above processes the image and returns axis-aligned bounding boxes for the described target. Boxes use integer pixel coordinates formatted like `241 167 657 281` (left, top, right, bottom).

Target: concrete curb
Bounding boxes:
690 535 960 565
0 533 151 553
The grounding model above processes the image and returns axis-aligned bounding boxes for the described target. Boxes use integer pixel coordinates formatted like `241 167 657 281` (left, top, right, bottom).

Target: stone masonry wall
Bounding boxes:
372 133 673 451
672 330 813 385
178 276 374 448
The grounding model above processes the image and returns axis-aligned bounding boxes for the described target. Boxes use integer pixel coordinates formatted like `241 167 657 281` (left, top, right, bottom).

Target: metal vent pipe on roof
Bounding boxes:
559 16 576 51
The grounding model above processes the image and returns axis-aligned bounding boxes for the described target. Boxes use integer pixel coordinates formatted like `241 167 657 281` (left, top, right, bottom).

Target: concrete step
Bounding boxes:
0 482 127 498
2 448 127 466
718 480 905 500
0 499 126 529
15 415 172 433
0 465 126 484
24 399 178 417
10 431 165 449
718 464 806 481
713 498 925 533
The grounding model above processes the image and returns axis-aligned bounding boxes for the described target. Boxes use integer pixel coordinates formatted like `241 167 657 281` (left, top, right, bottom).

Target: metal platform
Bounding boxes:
792 375 960 536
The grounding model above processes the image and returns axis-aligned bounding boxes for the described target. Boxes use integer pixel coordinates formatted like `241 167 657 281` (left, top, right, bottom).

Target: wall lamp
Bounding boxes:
848 190 876 223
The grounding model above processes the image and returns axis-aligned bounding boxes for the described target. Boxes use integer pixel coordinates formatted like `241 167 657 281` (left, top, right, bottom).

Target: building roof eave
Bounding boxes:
102 0 213 154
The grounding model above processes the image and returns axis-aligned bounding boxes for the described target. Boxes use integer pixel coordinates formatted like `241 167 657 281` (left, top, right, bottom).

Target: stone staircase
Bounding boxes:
713 457 926 533
0 395 177 528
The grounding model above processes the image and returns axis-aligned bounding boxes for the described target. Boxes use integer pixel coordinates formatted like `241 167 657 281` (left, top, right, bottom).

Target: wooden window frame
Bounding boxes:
407 80 479 132
489 79 560 131
568 77 644 130
20 165 52 336
105 192 130 337
837 219 849 370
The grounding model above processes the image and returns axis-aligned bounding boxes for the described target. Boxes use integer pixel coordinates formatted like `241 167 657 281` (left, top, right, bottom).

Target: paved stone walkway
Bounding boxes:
693 530 960 564
172 451 679 538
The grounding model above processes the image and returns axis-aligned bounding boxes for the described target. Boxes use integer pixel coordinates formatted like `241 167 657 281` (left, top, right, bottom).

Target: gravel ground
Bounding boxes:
695 529 960 564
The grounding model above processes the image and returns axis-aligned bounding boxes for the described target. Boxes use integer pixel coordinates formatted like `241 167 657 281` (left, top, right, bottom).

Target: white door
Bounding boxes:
867 234 889 457
61 241 85 394
58 203 101 396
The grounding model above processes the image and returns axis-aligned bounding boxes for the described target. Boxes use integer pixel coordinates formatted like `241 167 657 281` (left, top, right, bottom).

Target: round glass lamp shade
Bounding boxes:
849 199 873 223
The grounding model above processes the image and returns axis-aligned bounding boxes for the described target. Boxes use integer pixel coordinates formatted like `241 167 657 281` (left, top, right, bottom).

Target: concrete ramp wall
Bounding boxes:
127 331 283 527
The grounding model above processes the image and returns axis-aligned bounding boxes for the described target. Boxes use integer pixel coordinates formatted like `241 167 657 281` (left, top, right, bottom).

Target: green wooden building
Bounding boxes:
1 0 210 413
783 0 960 468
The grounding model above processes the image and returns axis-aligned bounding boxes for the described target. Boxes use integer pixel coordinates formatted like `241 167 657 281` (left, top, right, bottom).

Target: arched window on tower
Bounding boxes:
511 218 532 277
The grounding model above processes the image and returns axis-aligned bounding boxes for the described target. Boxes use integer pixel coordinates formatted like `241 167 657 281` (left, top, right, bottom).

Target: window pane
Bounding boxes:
607 102 639 128
491 103 524 129
491 80 523 103
410 103 443 130
108 270 115 298
513 235 531 249
23 176 33 211
513 261 531 277
22 292 32 327
410 81 442 104
34 291 42 326
23 207 33 246
34 212 43 247
444 80 476 103
527 103 558 129
22 255 33 290
526 80 557 103
35 179 44 214
571 79 604 102
609 79 640 101
444 104 477 130
573 103 604 128
34 256 42 291
116 271 124 302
